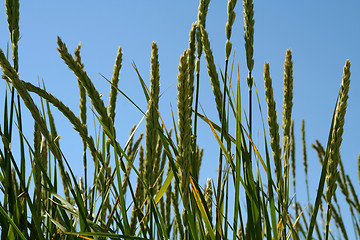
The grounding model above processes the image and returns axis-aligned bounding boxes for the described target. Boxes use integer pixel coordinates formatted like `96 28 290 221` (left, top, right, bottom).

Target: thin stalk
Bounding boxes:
245 70 254 239
248 72 252 163
325 204 331 240
215 59 229 240
193 71 200 149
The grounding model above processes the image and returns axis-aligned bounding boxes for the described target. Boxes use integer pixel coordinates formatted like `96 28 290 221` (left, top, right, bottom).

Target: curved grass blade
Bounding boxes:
66 231 147 239
0 205 27 240
190 177 215 240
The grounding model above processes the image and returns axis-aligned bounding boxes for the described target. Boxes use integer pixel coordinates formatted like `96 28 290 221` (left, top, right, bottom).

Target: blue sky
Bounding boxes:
0 1 359 238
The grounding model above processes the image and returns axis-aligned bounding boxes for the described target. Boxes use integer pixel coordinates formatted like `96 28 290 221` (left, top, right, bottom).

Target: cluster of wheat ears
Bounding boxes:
0 0 358 239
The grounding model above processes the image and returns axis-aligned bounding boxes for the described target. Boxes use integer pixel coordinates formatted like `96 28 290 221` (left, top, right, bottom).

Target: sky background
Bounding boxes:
0 1 359 238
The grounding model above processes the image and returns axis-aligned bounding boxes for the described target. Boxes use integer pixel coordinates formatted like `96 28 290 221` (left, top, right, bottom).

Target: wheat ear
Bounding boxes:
226 0 237 60
196 0 210 74
263 62 282 191
74 43 89 201
188 23 196 107
324 60 351 239
5 0 20 71
243 0 255 77
177 50 192 209
199 25 224 122
144 41 160 191
325 60 351 204
108 46 123 123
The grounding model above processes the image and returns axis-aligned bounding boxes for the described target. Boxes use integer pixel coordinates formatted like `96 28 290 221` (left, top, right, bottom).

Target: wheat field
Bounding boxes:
0 0 359 239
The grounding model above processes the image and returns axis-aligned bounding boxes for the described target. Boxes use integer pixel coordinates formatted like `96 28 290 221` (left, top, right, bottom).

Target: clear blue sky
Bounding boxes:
0 1 359 238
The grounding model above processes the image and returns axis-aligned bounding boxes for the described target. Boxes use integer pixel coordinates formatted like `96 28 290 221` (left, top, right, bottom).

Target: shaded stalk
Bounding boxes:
243 0 255 235
74 43 88 209
215 58 228 240
248 72 252 163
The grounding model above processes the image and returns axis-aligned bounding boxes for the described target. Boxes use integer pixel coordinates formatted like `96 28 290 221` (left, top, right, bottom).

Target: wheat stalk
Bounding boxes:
324 60 351 239
57 37 115 138
130 144 145 234
21 80 105 166
74 43 87 126
0 49 63 162
74 43 89 203
33 122 42 221
172 192 184 240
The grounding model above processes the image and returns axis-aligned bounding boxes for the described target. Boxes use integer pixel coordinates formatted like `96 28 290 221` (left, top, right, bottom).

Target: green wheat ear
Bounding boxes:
74 44 87 129
281 49 294 215
196 0 210 74
5 0 20 71
199 24 224 122
177 50 192 208
144 41 160 191
282 49 294 141
325 60 351 204
196 0 210 54
188 23 196 107
108 46 123 123
226 0 237 60
204 178 213 224
302 119 308 177
312 140 325 165
263 62 282 190
243 0 255 87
